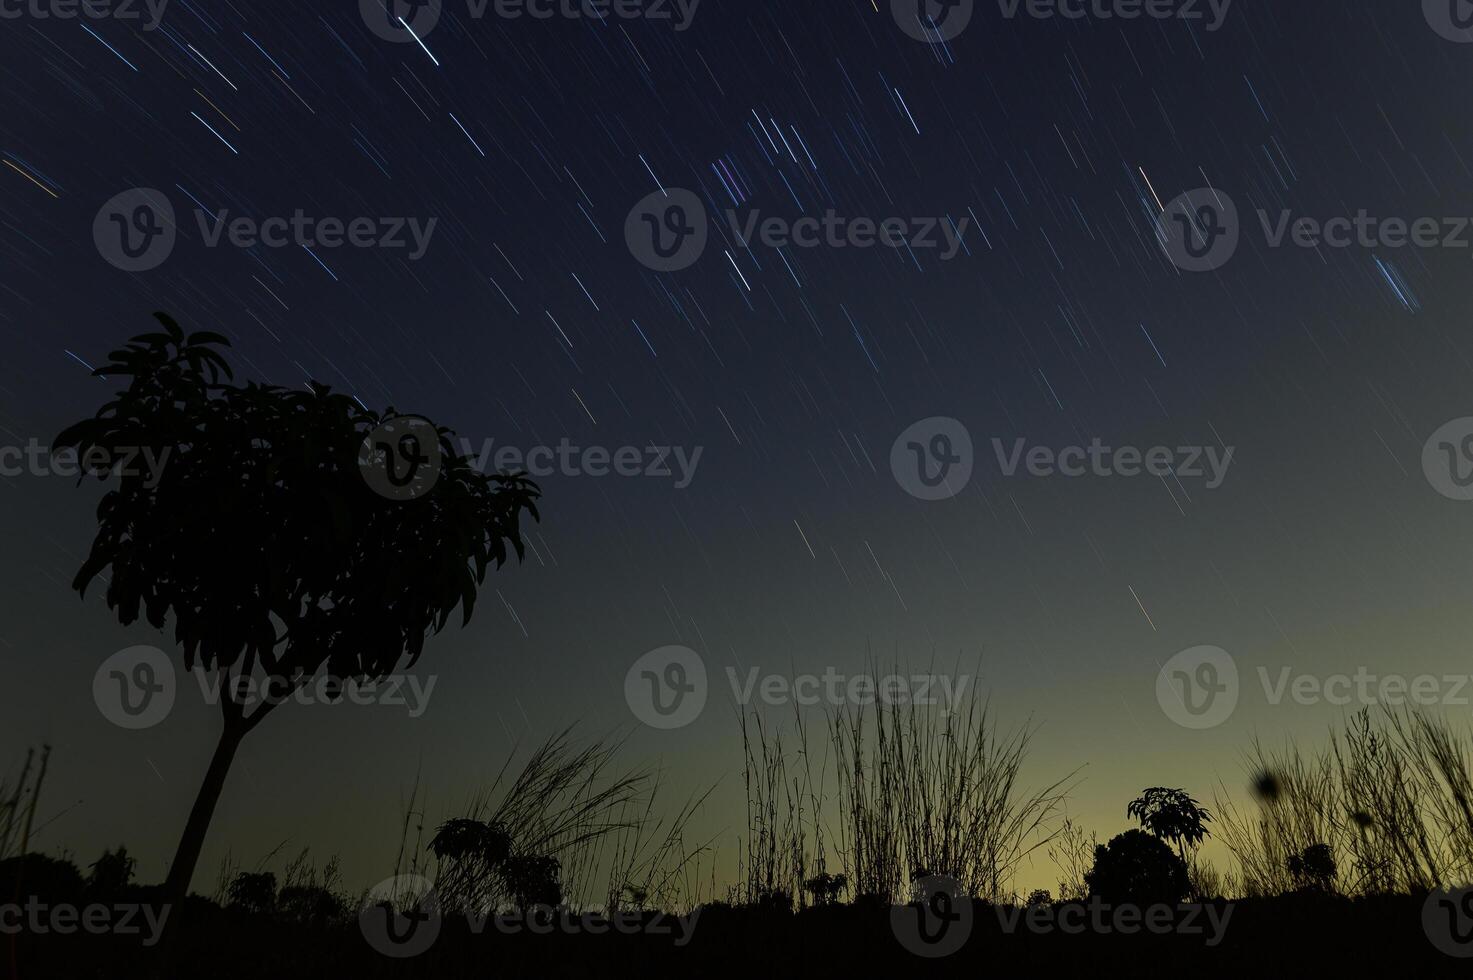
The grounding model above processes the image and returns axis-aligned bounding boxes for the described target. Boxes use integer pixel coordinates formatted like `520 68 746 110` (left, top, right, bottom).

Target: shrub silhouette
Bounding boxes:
276 884 347 926
227 871 277 915
1287 843 1337 892
502 854 562 910
0 853 83 904
1084 830 1189 906
56 314 540 903
803 872 848 906
752 888 793 915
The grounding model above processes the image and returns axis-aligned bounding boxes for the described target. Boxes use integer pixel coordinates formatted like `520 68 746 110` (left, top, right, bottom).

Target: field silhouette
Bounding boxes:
5 319 1473 977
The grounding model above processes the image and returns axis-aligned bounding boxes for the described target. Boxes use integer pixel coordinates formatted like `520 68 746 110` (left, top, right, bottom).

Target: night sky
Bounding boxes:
4 0 1473 897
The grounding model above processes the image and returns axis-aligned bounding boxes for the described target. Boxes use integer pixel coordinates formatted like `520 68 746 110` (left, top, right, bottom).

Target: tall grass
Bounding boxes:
737 669 1073 906
1 747 50 863
395 727 715 914
1217 708 1473 896
1045 815 1097 902
211 844 348 917
833 687 1071 903
736 708 828 907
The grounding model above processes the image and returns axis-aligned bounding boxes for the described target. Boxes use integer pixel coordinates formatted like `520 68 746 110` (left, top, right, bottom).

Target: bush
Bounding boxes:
1287 843 1336 892
0 854 85 904
226 871 278 915
277 885 347 925
1084 830 1189 906
502 854 561 910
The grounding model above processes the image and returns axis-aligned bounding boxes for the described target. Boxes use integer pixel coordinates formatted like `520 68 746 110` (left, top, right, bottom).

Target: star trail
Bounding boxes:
3 0 1473 900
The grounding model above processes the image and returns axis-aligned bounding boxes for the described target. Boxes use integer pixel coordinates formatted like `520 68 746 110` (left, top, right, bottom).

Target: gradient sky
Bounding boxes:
4 0 1473 900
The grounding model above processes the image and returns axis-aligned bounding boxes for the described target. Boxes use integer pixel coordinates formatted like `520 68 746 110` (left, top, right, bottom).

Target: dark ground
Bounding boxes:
7 892 1468 979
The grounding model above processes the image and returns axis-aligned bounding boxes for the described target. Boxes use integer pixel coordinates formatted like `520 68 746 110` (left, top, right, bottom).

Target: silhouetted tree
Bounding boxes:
1127 787 1212 860
1084 830 1189 906
56 314 539 903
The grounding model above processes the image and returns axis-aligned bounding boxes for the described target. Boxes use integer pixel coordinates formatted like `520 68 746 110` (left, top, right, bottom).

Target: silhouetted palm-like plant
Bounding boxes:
1127 787 1213 860
56 314 540 903
431 818 512 866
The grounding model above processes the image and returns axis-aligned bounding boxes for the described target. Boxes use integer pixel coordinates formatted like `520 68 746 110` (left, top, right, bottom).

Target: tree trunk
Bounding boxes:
163 719 245 902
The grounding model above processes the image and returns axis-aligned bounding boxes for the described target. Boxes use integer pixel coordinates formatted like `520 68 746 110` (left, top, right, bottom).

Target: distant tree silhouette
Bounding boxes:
276 883 347 926
87 846 136 897
1084 830 1189 906
227 871 278 915
56 314 539 903
1127 787 1212 861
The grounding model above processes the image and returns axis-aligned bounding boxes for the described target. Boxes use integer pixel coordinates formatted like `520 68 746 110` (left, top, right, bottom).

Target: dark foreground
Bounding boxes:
7 892 1469 979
